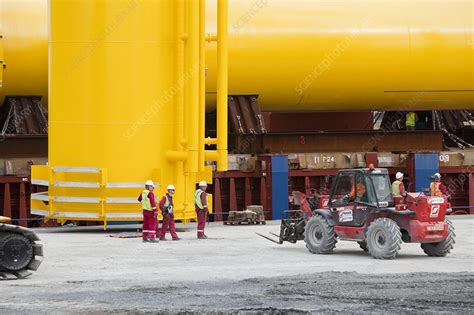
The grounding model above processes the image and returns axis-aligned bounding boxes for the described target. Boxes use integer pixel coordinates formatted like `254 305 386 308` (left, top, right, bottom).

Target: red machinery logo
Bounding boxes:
430 205 440 218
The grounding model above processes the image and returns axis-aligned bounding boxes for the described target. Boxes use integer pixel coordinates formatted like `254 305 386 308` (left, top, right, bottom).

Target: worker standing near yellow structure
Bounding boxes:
406 112 417 131
138 181 158 243
195 181 209 239
158 185 180 241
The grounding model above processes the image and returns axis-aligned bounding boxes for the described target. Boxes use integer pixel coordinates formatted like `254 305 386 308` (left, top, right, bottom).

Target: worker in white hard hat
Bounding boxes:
158 184 180 241
430 173 449 197
137 180 159 243
391 172 407 198
194 181 209 239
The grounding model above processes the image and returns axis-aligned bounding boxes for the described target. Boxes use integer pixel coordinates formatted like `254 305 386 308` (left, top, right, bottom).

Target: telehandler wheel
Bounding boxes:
0 232 34 271
304 214 336 254
421 219 456 257
366 218 402 259
357 241 368 252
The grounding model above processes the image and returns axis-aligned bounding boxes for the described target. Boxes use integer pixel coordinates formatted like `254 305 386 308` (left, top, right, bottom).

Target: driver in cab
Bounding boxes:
348 180 367 202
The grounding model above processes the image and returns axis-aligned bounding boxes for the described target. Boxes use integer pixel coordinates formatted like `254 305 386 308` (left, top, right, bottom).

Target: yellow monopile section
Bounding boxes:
0 0 48 105
1 0 472 111
205 0 473 111
31 0 223 226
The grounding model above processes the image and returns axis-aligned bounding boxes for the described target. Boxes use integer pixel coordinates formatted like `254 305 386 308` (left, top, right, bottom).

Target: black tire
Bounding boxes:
366 218 402 259
357 241 368 252
421 219 456 257
0 232 34 271
304 214 337 254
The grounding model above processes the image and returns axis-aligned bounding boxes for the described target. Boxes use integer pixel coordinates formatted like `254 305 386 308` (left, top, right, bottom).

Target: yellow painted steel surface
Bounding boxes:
1 0 473 111
31 0 221 224
204 0 473 111
0 0 48 105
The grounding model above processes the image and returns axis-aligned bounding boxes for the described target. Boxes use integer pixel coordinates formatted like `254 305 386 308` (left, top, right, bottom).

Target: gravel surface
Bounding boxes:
1 216 473 314
2 272 473 314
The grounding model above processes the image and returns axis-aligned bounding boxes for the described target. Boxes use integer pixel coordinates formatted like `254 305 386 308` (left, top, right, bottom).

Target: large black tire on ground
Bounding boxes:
366 218 402 260
304 214 337 254
421 219 456 257
0 233 33 270
0 224 43 280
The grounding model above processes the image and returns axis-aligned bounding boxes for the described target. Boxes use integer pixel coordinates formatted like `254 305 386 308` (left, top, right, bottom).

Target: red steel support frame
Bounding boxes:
3 183 12 218
19 182 27 227
229 177 238 212
213 178 223 221
244 177 252 206
1 176 30 226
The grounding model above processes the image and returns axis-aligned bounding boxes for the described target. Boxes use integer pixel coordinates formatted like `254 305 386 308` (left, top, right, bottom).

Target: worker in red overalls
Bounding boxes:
137 180 158 243
194 181 209 239
158 184 180 241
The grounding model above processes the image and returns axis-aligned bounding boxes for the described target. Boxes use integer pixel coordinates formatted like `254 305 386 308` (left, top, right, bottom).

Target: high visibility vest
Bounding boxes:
194 189 205 209
430 182 442 196
406 112 415 127
391 180 402 197
141 190 153 211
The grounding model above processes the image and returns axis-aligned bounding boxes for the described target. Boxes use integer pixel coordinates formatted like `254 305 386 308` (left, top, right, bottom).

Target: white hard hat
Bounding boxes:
198 180 208 187
396 172 404 180
167 184 176 190
434 173 441 179
145 180 155 187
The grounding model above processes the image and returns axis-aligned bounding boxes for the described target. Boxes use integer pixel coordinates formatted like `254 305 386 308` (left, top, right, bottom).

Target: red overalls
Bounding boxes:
195 189 208 238
158 194 179 240
138 190 158 240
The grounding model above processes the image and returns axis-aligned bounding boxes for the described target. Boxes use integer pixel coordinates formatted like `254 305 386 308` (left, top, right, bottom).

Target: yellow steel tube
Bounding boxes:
216 0 228 172
166 150 188 162
198 0 206 172
182 0 189 150
184 0 199 173
204 150 219 161
174 0 186 211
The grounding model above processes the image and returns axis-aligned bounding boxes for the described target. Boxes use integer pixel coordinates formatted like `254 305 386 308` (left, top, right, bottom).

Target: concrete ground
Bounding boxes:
1 216 473 314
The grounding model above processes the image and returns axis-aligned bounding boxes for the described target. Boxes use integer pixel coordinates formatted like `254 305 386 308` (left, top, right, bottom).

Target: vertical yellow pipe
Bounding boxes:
182 0 189 150
198 0 206 172
185 0 199 173
216 0 228 172
176 0 185 211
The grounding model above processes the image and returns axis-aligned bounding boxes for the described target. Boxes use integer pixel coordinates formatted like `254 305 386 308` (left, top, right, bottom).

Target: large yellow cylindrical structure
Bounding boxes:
204 0 473 111
0 0 48 105
1 0 472 111
30 0 214 224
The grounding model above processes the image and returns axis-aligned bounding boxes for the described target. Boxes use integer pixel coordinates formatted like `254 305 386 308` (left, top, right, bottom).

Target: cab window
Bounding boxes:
330 173 355 206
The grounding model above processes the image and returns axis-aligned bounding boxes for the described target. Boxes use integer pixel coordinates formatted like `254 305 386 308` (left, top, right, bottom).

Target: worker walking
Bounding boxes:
194 181 209 239
430 173 449 197
158 184 180 241
138 180 159 243
392 172 407 198
405 111 416 131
